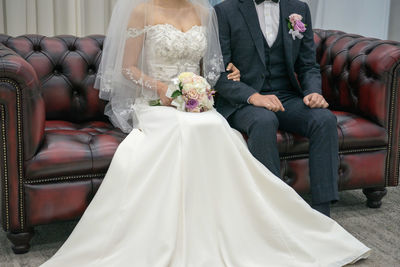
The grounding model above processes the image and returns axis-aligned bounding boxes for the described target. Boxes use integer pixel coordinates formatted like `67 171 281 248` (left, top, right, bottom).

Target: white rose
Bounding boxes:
171 95 186 111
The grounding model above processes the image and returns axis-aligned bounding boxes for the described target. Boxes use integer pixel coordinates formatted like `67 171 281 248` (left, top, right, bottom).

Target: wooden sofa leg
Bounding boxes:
362 187 387 208
7 228 34 254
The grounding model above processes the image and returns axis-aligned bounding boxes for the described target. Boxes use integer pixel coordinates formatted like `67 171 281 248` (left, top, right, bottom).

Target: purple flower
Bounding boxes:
294 20 306 33
186 99 199 110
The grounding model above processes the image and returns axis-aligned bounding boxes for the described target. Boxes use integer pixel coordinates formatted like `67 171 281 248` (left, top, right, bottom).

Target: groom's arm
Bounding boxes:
214 4 257 106
294 3 322 96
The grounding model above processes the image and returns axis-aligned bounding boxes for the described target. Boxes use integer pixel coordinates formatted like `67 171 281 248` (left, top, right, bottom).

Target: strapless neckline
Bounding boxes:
144 23 203 34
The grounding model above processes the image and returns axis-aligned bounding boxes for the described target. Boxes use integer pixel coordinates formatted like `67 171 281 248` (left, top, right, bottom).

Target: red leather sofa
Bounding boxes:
0 30 399 254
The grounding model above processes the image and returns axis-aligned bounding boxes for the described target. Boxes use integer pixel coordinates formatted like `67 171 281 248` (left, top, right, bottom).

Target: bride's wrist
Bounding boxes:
156 82 167 94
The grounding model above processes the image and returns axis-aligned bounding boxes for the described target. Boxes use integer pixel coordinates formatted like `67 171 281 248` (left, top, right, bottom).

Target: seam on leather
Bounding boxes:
87 134 95 173
336 121 345 150
0 104 9 231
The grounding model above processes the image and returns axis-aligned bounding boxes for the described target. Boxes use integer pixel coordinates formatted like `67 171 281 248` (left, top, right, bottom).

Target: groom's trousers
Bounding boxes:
228 91 339 205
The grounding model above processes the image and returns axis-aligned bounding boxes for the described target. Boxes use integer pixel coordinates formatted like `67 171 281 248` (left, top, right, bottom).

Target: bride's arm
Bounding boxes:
122 5 172 105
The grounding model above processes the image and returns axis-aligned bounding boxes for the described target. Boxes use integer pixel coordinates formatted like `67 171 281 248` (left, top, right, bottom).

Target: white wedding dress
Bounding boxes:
41 24 370 267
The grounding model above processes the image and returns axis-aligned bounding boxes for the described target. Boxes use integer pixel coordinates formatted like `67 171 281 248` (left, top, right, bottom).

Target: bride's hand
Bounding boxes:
227 63 241 82
157 83 173 106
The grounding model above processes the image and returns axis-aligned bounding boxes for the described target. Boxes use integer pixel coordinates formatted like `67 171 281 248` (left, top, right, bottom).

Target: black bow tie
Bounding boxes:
255 0 279 5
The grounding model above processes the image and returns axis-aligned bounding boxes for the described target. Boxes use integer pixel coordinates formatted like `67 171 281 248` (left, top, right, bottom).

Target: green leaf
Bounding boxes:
149 99 161 106
171 90 182 98
287 21 292 30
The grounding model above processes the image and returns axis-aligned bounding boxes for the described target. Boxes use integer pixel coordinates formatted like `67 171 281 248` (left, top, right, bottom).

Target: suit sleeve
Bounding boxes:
294 2 322 96
214 4 257 106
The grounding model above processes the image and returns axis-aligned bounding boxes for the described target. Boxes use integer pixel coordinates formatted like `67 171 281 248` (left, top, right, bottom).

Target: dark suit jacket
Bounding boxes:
214 0 322 118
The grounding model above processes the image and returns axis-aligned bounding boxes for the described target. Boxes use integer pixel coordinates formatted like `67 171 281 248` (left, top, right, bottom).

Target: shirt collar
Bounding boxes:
254 0 280 5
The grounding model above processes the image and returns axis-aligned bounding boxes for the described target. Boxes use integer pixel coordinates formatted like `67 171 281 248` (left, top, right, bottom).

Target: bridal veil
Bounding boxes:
94 0 224 133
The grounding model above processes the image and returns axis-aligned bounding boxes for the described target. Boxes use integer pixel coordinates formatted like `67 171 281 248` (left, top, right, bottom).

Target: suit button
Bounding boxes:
261 74 265 79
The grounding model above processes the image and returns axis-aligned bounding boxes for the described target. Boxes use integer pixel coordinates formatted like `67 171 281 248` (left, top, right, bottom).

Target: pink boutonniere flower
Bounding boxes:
287 13 307 40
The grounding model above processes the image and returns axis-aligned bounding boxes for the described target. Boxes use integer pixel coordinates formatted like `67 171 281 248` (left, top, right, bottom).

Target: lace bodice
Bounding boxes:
128 24 207 83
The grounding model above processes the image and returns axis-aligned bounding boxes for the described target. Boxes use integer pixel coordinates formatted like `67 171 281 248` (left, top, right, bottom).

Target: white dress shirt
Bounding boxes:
254 0 280 47
247 0 281 103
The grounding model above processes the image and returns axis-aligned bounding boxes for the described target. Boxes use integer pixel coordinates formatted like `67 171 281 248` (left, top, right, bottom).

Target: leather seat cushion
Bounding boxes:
279 111 387 156
25 111 387 181
25 121 126 181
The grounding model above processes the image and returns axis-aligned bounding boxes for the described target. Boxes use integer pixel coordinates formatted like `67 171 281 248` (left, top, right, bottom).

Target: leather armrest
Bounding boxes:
0 44 45 162
314 29 400 186
0 44 45 231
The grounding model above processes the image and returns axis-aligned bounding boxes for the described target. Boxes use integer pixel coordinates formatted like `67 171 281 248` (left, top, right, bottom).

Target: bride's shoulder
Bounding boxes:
127 3 148 27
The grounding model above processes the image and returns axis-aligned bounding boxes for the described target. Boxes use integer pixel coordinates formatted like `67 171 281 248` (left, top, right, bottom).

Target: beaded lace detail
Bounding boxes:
125 24 206 83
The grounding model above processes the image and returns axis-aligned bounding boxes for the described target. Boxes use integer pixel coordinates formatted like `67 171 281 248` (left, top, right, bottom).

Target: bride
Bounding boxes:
41 0 370 266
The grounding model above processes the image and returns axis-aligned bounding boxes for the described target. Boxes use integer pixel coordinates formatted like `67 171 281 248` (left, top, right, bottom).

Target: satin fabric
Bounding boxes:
41 102 370 267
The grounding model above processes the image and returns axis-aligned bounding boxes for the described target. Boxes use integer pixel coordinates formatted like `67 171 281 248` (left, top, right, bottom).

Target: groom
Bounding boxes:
214 0 338 216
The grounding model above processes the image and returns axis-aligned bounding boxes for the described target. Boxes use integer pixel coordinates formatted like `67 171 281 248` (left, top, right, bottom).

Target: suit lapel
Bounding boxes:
238 0 265 67
280 0 293 67
280 0 299 87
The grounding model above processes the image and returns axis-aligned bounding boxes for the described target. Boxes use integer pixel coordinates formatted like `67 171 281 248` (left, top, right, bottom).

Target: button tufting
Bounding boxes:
53 66 63 75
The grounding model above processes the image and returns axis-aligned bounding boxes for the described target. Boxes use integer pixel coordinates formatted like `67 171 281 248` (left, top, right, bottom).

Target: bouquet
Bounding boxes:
151 72 215 113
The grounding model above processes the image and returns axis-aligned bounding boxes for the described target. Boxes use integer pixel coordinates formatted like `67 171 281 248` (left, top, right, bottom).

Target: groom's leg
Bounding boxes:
228 105 281 177
275 94 339 205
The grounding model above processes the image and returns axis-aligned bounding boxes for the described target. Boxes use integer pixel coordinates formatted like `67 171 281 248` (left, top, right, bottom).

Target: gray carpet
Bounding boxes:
0 187 399 267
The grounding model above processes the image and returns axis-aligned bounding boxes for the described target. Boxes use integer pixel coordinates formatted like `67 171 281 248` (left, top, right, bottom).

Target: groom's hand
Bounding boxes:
248 93 285 112
303 93 329 109
226 63 241 82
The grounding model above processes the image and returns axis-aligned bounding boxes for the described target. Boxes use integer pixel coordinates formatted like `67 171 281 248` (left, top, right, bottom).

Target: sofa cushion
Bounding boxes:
25 121 126 181
25 111 386 181
280 111 388 156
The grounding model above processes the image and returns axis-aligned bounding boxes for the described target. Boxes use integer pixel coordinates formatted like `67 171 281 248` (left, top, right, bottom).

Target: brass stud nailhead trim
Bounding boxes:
385 64 400 186
0 78 24 230
25 173 106 185
280 147 387 161
16 82 24 229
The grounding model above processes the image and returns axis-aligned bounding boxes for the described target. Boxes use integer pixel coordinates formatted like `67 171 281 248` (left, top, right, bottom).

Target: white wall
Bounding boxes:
310 0 393 40
1 0 400 41
0 0 118 36
389 0 400 41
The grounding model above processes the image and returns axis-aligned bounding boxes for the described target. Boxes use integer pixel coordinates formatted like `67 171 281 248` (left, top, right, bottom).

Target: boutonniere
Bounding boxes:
287 13 307 40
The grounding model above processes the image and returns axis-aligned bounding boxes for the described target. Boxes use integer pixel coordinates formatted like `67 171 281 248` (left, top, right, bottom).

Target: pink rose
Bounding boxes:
185 89 200 100
289 14 303 25
294 20 306 33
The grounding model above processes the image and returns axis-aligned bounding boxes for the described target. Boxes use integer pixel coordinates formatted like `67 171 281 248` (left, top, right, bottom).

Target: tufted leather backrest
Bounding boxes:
1 32 399 127
0 34 107 123
313 29 400 127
